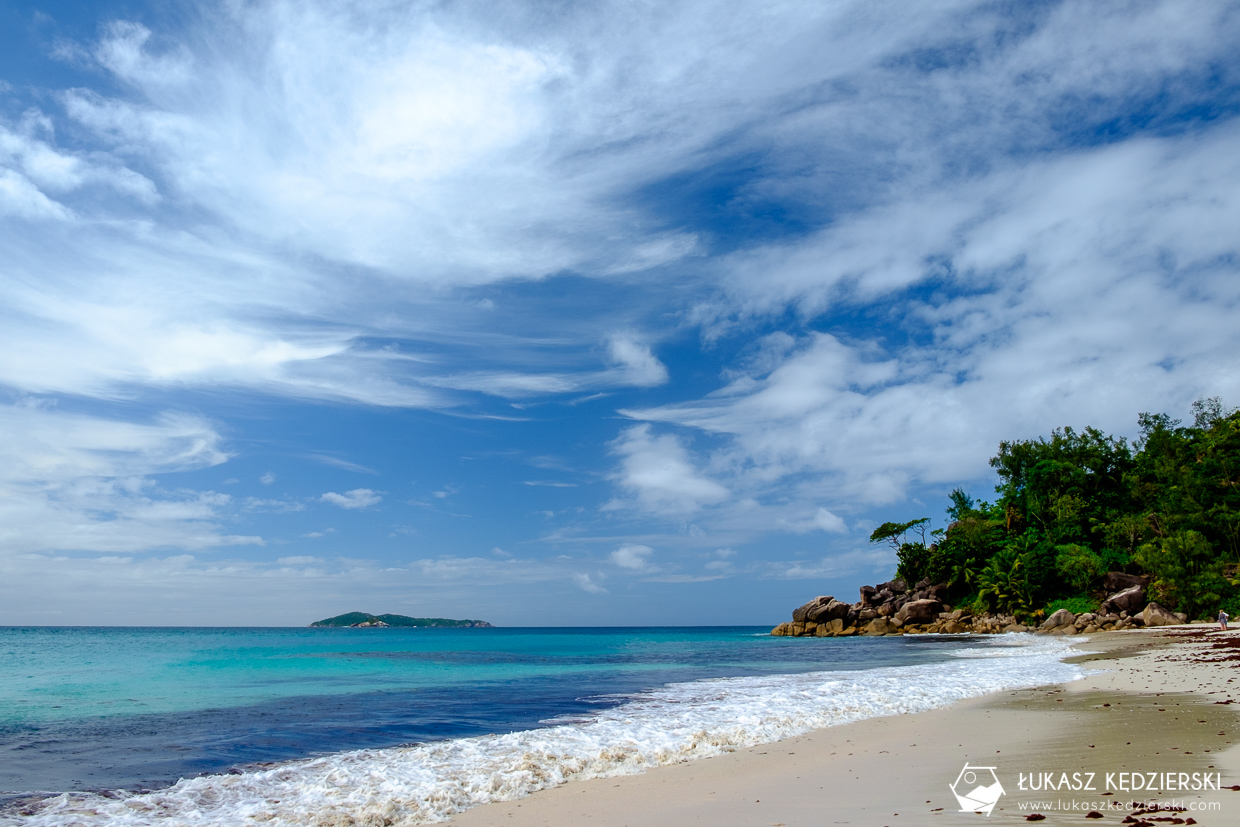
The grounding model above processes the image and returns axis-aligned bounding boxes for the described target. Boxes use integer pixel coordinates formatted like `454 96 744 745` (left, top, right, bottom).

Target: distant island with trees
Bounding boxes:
310 612 494 628
870 397 1239 621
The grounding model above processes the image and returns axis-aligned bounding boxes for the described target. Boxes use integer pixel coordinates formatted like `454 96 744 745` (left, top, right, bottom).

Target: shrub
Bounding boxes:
1098 546 1132 573
1055 544 1105 592
1045 596 1098 616
895 541 934 587
976 547 1038 620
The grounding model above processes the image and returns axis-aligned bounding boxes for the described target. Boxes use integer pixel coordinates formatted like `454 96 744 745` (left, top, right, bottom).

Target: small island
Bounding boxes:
310 612 493 628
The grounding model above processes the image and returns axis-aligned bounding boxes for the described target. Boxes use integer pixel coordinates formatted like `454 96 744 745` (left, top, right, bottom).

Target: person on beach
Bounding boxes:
1221 610 1230 631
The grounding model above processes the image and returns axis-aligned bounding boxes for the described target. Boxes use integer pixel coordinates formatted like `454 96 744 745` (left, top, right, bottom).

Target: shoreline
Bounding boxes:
448 627 1240 826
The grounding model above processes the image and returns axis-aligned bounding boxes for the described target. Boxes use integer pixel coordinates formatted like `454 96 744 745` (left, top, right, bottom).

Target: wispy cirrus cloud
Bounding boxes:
0 401 257 554
621 124 1240 526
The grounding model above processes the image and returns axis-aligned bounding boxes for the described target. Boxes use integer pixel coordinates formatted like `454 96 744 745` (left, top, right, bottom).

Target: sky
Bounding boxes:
2 0 1239 626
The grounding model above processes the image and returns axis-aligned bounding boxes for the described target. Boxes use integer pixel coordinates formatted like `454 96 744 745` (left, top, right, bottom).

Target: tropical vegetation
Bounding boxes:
869 398 1240 621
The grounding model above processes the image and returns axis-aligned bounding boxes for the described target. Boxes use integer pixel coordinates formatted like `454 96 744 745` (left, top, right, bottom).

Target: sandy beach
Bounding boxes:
448 628 1240 826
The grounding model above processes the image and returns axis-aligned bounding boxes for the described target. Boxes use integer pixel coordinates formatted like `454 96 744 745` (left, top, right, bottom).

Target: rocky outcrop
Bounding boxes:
1031 606 1182 634
895 598 945 625
1141 602 1184 627
771 579 1035 637
770 575 1184 638
1101 571 1151 593
1100 584 1146 615
811 599 853 624
862 617 896 635
1040 608 1076 631
791 597 828 623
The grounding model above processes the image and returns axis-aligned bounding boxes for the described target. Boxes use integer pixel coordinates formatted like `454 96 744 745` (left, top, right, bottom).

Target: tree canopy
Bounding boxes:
872 398 1240 620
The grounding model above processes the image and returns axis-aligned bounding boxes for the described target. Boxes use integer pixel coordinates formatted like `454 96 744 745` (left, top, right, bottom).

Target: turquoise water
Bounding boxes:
1 625 957 726
0 625 975 795
0 627 1087 825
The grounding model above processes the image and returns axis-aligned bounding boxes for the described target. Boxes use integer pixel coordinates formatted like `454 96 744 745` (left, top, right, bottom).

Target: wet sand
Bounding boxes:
447 627 1240 826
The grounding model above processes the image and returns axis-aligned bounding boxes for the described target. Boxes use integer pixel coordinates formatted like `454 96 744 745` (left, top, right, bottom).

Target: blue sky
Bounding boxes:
2 0 1240 625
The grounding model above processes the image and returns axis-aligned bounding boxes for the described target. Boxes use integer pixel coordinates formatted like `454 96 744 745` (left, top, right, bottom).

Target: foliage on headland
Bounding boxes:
310 612 493 628
872 398 1240 621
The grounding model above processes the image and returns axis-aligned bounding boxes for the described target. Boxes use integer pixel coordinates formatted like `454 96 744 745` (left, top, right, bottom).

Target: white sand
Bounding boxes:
447 627 1240 826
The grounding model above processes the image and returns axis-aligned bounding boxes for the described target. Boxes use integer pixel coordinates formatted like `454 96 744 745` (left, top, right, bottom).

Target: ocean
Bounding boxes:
0 626 1083 825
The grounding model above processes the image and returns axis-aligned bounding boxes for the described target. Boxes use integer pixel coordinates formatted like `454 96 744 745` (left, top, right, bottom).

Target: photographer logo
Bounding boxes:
951 763 1005 816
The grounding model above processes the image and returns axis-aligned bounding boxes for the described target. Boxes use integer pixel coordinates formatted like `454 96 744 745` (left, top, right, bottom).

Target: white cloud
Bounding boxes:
0 1 1002 415
320 488 382 509
814 509 847 534
58 6 591 280
607 335 669 387
764 547 896 581
607 424 729 514
92 21 193 88
303 454 378 474
572 572 608 594
0 551 543 625
0 403 256 554
259 472 276 485
243 498 305 513
0 115 157 219
624 124 1240 520
424 335 669 399
276 556 322 566
0 168 72 220
2 0 1234 418
2 0 1239 595
609 543 654 570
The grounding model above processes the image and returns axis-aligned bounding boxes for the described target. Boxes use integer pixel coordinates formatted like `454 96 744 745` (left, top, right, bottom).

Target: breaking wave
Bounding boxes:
8 635 1082 826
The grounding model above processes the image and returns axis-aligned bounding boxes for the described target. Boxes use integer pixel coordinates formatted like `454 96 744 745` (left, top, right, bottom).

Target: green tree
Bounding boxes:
946 487 975 521
975 546 1037 619
865 399 1239 619
870 518 932 585
991 426 1133 545
1055 544 1105 592
1134 529 1228 618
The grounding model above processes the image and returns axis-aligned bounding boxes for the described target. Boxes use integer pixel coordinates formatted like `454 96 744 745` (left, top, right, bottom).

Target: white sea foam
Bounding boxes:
10 635 1083 827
